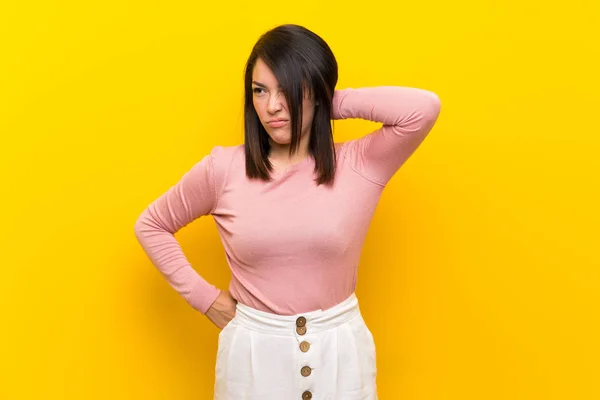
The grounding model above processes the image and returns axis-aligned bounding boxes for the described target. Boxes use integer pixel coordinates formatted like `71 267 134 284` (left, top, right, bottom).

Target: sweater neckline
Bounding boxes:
270 154 314 176
269 143 344 177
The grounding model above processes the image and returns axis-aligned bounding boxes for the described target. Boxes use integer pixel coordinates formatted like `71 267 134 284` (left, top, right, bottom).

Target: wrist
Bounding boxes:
331 89 344 120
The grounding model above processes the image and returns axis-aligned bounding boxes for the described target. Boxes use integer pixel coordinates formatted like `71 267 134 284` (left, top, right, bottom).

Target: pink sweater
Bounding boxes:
134 86 441 315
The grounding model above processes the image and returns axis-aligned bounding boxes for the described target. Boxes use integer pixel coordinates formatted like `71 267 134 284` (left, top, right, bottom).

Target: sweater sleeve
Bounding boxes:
333 86 441 186
133 149 222 315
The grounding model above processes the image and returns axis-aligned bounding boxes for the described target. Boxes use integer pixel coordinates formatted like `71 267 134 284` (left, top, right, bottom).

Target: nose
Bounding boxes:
267 91 284 114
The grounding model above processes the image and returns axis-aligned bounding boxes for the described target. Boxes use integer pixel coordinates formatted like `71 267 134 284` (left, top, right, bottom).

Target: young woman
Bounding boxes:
135 23 441 400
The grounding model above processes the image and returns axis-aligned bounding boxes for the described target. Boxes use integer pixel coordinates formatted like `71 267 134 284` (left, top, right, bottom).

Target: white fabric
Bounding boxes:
214 292 378 400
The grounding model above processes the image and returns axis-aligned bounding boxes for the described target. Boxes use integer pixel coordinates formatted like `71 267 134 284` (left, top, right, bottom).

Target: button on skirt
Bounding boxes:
214 292 378 400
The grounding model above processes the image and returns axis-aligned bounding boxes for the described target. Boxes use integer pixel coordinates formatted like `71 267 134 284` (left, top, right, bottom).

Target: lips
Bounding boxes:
267 119 289 127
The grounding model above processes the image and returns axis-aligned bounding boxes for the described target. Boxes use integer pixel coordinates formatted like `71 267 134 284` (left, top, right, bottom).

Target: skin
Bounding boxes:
205 289 237 329
205 59 318 329
251 57 316 170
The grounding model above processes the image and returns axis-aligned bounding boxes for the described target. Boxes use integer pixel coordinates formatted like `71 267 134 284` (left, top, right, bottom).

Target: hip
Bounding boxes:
214 292 378 400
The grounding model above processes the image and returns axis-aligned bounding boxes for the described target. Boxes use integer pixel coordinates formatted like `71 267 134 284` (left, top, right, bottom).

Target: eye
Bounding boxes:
252 87 265 95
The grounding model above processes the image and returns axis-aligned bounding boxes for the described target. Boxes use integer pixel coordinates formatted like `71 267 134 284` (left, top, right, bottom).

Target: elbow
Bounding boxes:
133 207 175 239
423 92 441 127
417 92 442 134
133 208 150 240
411 89 442 124
428 92 442 118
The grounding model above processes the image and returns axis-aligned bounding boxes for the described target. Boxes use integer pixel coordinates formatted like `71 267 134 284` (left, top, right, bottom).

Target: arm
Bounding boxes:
133 153 221 315
333 86 441 186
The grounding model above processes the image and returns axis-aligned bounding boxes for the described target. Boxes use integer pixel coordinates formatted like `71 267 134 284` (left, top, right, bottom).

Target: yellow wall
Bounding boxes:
1 1 599 398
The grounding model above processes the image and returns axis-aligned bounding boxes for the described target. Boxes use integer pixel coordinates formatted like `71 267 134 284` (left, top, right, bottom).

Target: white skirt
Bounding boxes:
214 292 378 400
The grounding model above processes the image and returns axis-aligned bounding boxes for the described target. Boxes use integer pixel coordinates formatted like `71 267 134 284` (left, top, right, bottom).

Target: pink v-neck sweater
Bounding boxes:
134 86 441 315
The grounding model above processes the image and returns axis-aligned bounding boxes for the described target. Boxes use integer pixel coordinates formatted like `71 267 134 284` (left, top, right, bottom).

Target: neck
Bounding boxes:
268 131 311 162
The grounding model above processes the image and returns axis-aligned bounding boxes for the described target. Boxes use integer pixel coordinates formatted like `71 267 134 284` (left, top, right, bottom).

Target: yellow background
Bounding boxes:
1 0 599 399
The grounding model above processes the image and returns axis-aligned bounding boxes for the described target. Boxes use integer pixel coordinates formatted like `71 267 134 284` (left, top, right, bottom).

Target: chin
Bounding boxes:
266 130 291 144
269 136 292 145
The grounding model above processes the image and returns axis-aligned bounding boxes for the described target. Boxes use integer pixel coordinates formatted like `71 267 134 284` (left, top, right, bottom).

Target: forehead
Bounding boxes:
252 58 278 85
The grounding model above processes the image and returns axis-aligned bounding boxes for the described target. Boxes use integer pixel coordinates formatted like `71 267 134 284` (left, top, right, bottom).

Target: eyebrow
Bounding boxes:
252 81 282 89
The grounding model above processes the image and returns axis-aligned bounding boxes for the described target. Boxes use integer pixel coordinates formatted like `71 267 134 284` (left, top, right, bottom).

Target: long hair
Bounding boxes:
243 24 338 186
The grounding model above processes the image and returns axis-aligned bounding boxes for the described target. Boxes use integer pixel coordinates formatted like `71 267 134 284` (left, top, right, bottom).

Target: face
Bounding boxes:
251 58 316 147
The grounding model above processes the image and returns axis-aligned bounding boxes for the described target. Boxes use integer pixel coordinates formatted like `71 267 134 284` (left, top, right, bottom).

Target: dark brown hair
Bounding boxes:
243 24 338 186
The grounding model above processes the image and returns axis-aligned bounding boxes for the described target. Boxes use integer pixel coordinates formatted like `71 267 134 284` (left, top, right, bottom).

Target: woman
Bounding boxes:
134 24 441 400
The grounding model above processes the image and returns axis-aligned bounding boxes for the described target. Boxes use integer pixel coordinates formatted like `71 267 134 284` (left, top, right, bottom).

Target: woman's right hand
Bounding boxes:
206 289 238 329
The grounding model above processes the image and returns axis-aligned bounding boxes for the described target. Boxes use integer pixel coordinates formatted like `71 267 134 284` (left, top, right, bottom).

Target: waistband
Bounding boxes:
232 292 361 336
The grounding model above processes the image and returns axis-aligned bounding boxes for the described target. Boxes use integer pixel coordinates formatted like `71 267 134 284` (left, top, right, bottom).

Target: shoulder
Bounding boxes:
209 143 244 163
334 140 357 159
205 144 244 195
334 141 346 152
207 144 245 174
